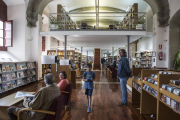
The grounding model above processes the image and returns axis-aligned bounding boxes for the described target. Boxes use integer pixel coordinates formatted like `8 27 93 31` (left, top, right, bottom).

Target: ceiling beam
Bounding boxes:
95 0 99 28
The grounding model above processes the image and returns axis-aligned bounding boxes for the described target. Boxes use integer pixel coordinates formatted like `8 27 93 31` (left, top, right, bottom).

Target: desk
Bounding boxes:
0 91 35 119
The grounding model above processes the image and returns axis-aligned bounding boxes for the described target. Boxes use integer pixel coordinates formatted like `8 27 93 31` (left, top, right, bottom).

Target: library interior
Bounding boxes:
0 0 180 120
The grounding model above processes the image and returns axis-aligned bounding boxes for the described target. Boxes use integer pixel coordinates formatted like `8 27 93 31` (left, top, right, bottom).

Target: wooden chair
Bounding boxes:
61 83 73 111
17 95 63 120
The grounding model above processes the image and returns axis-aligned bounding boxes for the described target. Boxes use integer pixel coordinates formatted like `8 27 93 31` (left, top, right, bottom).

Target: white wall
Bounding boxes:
0 51 19 62
137 37 153 52
7 3 26 61
82 51 94 56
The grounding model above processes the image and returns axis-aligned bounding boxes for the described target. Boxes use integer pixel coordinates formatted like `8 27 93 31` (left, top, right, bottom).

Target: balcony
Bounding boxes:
48 12 147 32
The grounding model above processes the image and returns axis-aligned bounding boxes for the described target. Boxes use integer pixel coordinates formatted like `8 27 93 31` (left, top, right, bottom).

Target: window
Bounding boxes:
0 20 13 47
0 21 3 46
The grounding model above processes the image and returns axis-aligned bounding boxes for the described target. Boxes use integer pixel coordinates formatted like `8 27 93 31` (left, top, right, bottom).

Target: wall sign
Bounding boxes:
159 44 162 50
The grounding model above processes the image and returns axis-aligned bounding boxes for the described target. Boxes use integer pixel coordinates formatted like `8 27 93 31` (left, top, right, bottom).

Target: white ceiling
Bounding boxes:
46 0 149 13
3 0 25 6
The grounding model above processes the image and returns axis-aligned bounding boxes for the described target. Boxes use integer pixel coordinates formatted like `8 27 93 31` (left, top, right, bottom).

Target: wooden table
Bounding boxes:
0 91 35 119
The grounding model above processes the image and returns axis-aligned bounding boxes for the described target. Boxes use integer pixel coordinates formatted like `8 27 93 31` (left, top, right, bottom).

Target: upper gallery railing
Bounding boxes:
49 12 147 31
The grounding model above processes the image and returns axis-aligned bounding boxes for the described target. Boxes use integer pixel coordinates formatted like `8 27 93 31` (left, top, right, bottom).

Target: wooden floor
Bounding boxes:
0 71 155 120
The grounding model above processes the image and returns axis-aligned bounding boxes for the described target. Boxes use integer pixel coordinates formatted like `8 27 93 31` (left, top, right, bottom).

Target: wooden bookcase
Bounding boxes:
136 69 180 120
135 51 156 68
120 3 138 29
47 50 75 63
42 64 49 78
0 61 37 94
132 68 149 104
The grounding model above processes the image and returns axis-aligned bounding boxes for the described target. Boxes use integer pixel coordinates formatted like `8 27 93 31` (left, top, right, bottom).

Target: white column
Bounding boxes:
30 14 42 80
64 35 67 59
112 47 114 62
127 35 130 59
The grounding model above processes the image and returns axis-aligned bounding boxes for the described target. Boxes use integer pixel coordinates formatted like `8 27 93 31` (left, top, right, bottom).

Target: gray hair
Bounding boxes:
44 73 54 85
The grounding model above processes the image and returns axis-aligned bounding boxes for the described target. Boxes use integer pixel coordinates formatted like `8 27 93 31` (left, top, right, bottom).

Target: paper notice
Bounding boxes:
15 91 35 98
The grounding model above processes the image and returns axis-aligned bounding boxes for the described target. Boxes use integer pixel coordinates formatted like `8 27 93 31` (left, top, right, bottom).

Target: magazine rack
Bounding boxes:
0 61 36 94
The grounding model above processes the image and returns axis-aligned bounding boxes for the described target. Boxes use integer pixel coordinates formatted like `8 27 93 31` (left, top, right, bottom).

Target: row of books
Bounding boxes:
161 94 180 112
0 70 36 83
1 77 35 93
161 84 180 96
0 63 36 72
133 81 141 92
143 84 157 97
144 77 158 86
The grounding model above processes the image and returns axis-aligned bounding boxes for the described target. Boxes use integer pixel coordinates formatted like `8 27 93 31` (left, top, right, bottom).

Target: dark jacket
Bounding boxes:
117 57 131 78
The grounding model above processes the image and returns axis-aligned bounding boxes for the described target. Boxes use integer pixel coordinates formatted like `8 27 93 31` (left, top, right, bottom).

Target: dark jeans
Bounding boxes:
7 106 18 120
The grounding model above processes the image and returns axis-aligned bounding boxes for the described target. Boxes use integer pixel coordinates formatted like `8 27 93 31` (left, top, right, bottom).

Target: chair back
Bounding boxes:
62 83 73 105
45 95 63 120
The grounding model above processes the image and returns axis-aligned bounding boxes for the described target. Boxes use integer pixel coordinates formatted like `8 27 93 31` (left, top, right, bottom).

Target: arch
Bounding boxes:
169 9 180 69
26 0 170 27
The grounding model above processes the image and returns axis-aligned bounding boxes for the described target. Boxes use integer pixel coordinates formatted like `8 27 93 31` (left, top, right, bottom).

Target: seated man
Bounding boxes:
7 73 60 120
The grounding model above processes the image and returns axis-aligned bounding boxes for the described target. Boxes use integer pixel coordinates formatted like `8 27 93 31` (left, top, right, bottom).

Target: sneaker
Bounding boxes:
87 102 89 107
87 107 91 113
117 102 127 106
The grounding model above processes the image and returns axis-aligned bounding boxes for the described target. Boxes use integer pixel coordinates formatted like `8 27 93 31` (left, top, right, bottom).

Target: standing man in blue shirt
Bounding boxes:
117 49 131 106
83 63 96 112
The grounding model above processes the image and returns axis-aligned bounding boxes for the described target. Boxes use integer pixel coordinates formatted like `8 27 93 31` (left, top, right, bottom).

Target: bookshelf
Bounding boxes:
42 64 49 78
135 69 180 120
47 50 75 63
120 3 138 29
135 51 156 68
0 61 36 94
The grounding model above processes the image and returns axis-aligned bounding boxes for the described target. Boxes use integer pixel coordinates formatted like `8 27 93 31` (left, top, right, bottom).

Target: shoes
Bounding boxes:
87 107 91 113
117 102 127 106
87 102 89 107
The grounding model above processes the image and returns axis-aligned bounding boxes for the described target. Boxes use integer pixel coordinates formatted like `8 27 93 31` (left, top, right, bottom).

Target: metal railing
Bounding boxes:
49 12 147 31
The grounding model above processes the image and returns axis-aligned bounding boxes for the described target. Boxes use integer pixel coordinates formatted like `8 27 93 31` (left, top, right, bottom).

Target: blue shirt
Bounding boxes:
117 57 131 78
83 71 96 89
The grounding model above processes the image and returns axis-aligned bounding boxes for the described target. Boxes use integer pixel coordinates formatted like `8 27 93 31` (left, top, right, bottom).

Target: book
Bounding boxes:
20 72 24 77
27 70 31 76
2 83 7 92
7 82 12 90
30 63 33 68
0 77 1 83
24 64 27 69
11 73 16 79
29 76 32 81
32 76 35 81
27 64 31 69
9 65 14 71
0 67 1 73
32 63 35 68
20 65 24 69
11 81 16 88
17 72 21 78
2 65 6 72
22 78 27 85
30 70 35 75
24 71 27 76
17 65 20 70
6 74 11 81
2 74 6 82
6 65 10 71
27 77 30 83
17 80 22 86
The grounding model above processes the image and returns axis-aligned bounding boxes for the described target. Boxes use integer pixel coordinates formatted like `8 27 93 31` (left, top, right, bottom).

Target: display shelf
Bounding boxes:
143 88 157 99
0 61 37 94
160 100 180 115
149 76 158 81
133 78 141 85
160 88 180 103
143 80 158 90
169 83 180 89
133 87 141 93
